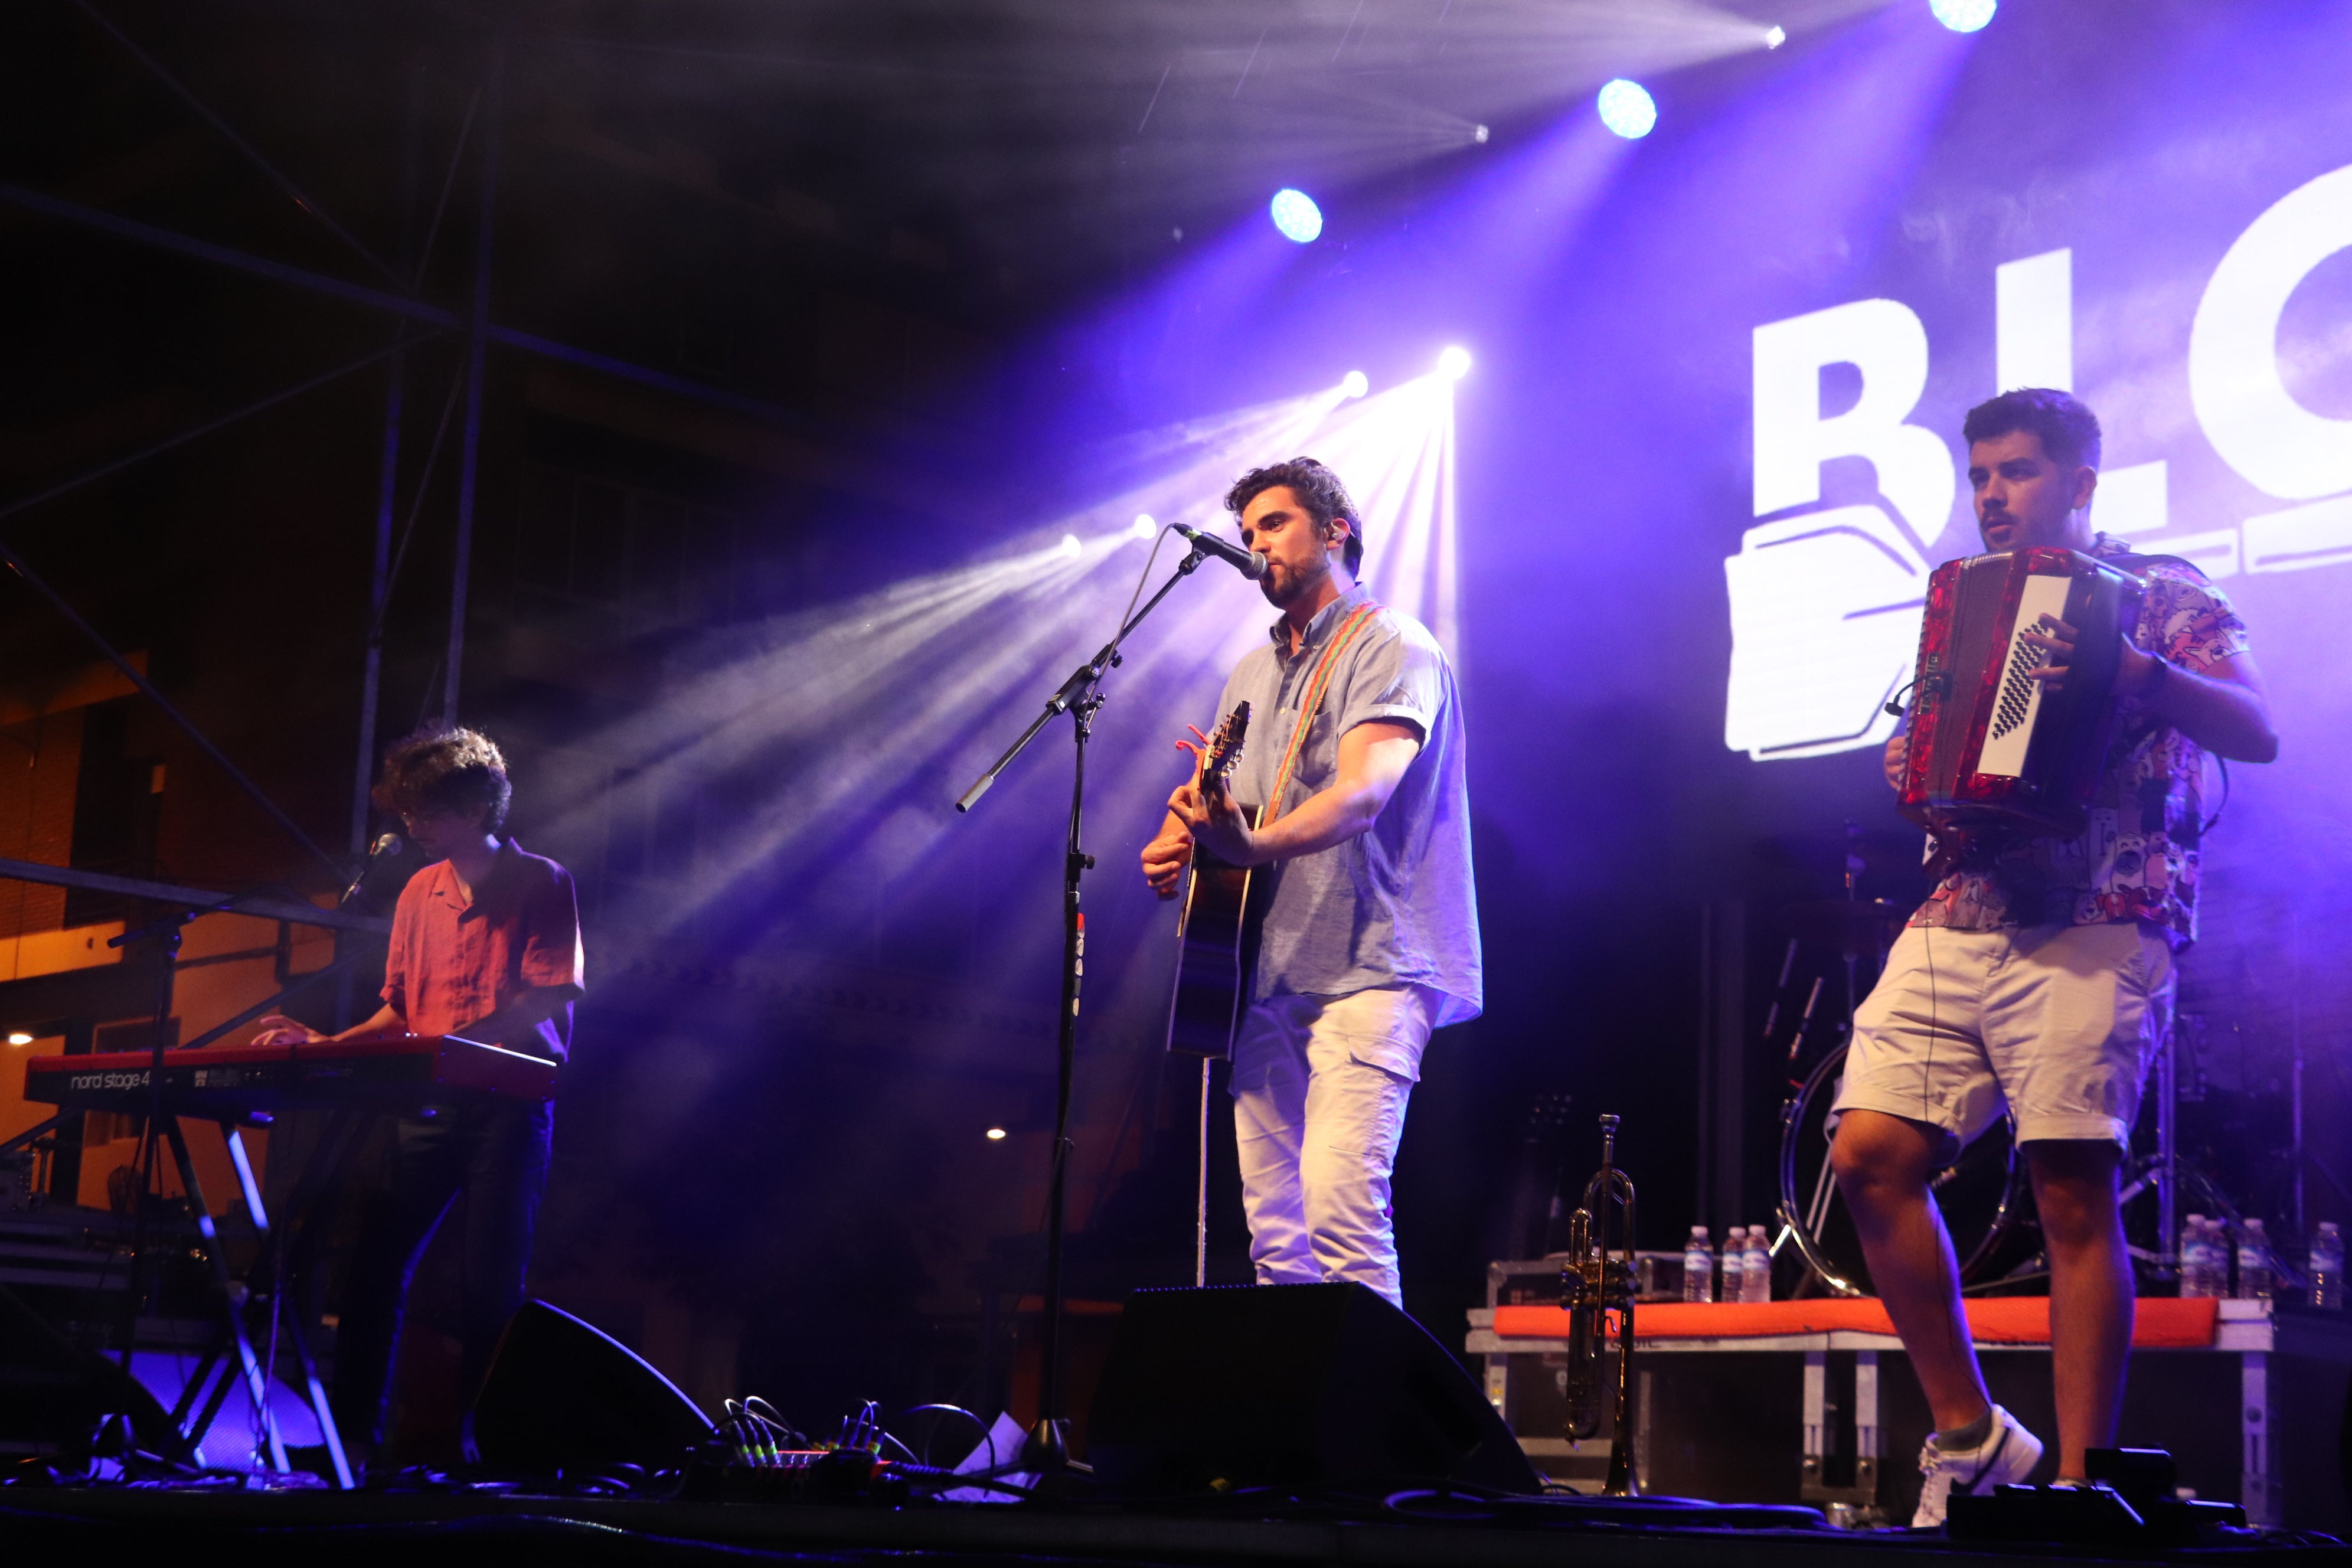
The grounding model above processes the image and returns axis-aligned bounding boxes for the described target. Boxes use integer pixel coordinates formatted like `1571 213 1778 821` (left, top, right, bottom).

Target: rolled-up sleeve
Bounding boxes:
518 867 586 995
1336 626 1445 743
2154 576 2250 675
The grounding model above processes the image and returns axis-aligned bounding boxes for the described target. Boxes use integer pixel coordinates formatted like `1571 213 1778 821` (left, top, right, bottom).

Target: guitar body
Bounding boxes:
1162 701 1263 1060
1166 845 1270 1059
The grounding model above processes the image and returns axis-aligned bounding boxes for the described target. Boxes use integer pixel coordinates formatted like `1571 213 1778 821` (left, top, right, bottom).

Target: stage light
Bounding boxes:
1436 345 1472 381
1132 513 1158 540
5 1033 30 1046
1765 25 1787 48
1596 79 1657 141
1340 370 1370 400
985 1126 1008 1141
1270 188 1324 244
1474 125 1490 145
541 384 1359 942
1929 0 1995 32
1311 373 1465 656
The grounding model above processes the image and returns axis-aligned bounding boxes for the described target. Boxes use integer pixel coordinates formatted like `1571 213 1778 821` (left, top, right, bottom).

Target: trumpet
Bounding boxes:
1560 1113 1639 1496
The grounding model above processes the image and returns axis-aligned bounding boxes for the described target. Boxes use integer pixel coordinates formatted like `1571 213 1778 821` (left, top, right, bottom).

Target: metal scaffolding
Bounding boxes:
3 3 832 881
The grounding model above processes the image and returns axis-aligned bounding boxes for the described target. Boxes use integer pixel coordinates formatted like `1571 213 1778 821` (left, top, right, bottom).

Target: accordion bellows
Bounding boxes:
1899 547 2145 846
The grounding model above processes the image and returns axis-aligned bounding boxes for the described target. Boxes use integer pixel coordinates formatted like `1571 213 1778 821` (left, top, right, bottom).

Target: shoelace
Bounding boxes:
1919 1426 2013 1482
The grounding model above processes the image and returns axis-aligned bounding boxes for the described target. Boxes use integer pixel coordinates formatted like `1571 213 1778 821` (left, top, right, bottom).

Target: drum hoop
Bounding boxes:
1776 1040 2024 1299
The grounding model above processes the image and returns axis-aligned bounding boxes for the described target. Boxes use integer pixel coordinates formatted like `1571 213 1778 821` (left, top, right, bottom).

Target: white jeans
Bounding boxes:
1228 985 1438 1306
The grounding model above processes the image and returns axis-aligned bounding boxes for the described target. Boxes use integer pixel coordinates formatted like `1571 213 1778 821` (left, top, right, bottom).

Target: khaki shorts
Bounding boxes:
1830 920 2174 1164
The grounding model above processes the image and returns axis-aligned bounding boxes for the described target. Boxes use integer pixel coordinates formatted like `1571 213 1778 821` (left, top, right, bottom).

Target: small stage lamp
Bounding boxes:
1596 79 1657 140
1270 188 1324 244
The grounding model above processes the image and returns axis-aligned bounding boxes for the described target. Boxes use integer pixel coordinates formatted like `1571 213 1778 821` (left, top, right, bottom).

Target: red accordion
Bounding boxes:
1899 547 2145 855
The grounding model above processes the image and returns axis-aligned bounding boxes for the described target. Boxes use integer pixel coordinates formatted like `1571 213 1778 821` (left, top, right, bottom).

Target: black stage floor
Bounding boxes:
4 1485 2348 1568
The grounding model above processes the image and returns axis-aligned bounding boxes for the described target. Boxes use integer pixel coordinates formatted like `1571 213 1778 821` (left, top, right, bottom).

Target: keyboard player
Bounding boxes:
253 726 583 1470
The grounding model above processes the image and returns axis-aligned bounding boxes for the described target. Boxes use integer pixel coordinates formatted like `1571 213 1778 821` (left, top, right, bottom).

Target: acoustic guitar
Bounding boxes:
1164 702 1267 1059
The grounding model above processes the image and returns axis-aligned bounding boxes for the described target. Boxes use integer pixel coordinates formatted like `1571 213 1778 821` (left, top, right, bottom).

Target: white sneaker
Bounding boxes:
1912 1404 2044 1528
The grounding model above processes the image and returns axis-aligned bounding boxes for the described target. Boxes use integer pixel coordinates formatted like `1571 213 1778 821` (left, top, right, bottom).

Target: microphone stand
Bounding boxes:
956 545 1212 1466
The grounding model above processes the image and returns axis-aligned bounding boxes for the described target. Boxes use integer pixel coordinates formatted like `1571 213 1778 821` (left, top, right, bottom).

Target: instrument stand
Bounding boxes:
957 545 1214 1456
1194 1057 1211 1288
158 1109 360 1488
2153 1015 2179 1284
94 895 361 1487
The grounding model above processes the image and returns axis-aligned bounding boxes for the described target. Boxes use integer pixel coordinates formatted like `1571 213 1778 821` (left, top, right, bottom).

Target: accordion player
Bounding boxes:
1896 546 2145 874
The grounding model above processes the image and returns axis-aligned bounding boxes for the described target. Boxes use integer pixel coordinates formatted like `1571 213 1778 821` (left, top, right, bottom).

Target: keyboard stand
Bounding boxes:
146 1113 354 1488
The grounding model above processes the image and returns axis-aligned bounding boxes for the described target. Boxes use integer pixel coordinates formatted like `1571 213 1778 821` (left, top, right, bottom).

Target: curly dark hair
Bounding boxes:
1223 458 1364 575
1962 388 2103 472
371 727 512 832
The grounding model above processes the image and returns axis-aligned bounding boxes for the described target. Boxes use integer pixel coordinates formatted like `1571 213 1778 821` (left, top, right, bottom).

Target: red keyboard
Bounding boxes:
23 1034 558 1114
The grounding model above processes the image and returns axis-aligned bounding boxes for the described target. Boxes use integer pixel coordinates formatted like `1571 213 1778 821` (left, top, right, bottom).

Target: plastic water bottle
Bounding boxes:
2204 1218 2231 1298
1742 1224 1773 1303
2179 1214 2211 1298
1683 1226 1714 1302
1719 1227 1746 1304
2236 1219 2274 1302
2311 1222 2344 1311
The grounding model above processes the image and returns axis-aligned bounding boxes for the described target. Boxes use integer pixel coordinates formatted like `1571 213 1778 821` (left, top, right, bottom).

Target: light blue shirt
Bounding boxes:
1214 584 1482 1025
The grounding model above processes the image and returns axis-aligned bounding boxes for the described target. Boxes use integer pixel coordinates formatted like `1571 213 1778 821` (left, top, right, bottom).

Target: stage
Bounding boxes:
4 0 2352 1555
6 1482 2350 1568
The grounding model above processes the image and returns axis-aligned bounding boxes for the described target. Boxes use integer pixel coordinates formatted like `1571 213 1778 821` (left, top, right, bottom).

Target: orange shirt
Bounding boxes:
382 838 583 1061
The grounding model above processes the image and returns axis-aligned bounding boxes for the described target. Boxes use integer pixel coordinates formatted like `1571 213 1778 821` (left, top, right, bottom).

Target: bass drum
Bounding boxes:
1778 1041 2026 1297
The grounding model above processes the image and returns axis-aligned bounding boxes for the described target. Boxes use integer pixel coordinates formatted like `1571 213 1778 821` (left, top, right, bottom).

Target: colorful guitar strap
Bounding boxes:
1257 599 1382 827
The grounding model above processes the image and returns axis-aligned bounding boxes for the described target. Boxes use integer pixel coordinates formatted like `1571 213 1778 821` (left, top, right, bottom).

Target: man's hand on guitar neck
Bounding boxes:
1142 782 1197 900
1175 769 1257 870
1171 719 1424 872
1145 724 1235 899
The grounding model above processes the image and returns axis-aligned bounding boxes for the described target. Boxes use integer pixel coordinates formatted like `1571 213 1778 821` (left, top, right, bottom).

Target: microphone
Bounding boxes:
1174 525 1269 580
340 832 404 906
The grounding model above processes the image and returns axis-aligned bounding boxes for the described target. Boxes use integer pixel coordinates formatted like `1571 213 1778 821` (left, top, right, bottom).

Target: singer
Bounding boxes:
253 727 584 1471
1141 458 1479 1305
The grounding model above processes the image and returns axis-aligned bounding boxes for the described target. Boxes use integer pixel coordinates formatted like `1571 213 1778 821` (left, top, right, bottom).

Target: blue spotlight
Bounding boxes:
1596 79 1658 140
1270 188 1324 244
1340 370 1370 400
1436 345 1472 381
1764 25 1786 48
1929 0 1995 31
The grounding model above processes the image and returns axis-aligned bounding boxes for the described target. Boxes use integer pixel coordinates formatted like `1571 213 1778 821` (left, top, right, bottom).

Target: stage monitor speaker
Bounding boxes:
469 1299 711 1475
1087 1282 1541 1496
0 1283 182 1464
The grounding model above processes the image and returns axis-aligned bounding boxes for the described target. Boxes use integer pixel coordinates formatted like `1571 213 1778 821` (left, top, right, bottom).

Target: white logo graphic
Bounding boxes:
1727 298 1945 760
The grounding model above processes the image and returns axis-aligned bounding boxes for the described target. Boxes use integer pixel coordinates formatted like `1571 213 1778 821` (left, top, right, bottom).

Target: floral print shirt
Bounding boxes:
1911 534 2251 948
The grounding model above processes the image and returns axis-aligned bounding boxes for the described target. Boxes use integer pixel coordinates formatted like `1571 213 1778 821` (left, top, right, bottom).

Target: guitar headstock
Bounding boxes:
1198 701 1250 796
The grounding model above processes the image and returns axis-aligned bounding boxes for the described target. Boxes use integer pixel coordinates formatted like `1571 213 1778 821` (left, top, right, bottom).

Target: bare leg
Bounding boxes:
1831 1109 1990 1431
2025 1139 2131 1481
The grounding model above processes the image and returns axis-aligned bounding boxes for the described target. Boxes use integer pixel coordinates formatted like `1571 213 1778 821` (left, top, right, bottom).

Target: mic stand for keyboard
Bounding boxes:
954 543 1213 1467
